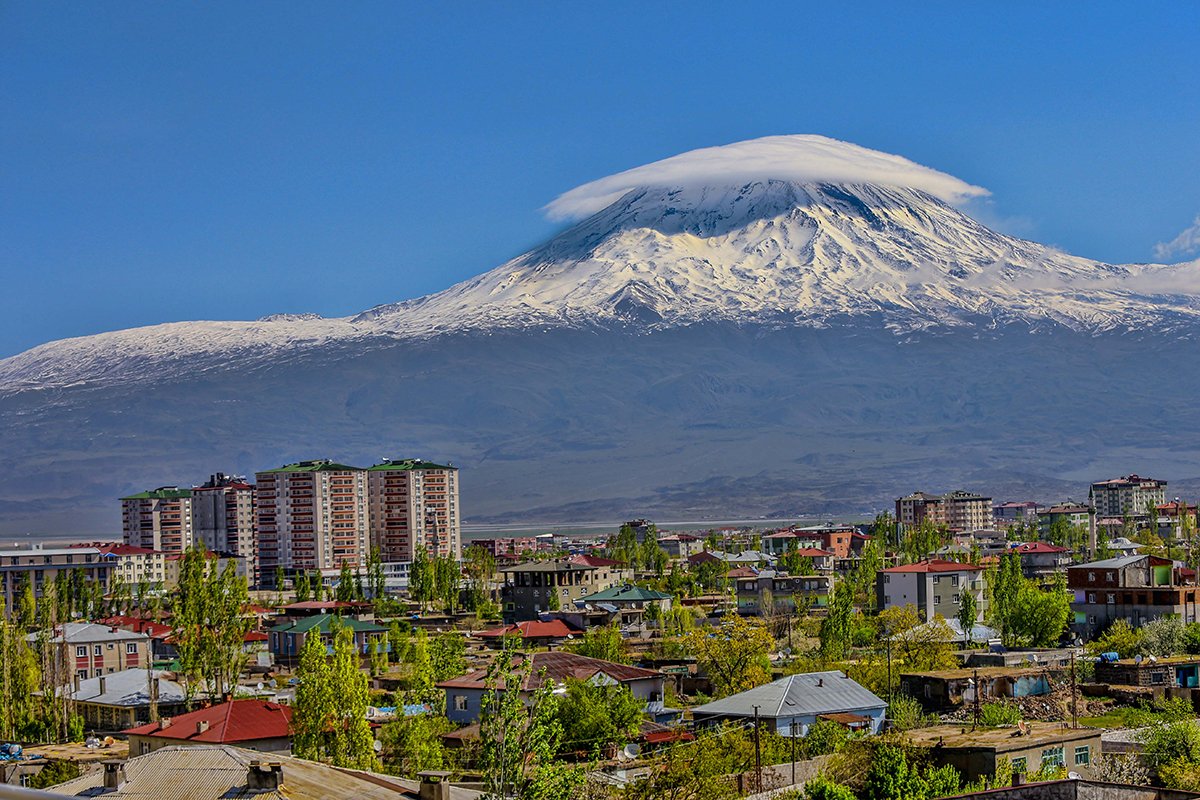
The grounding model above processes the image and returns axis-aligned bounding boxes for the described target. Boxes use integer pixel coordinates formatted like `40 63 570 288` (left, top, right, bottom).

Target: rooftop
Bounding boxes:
269 614 386 635
691 671 885 720
258 460 362 473
903 722 1100 750
580 585 672 603
499 560 595 573
121 487 193 500
62 669 186 708
31 622 150 645
124 699 292 744
367 458 456 471
437 651 661 691
880 559 983 574
476 619 582 639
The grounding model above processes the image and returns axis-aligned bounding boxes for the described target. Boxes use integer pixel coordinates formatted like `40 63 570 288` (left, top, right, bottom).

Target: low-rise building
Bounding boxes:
0 547 114 611
1012 541 1072 582
903 722 1101 782
691 671 886 735
992 501 1040 527
577 584 671 624
735 570 833 615
125 699 293 756
1090 475 1166 520
899 667 1054 712
1067 554 1198 639
438 651 664 725
876 560 986 624
1037 503 1092 538
500 560 606 622
655 534 704 559
62 669 187 731
267 613 387 667
1093 654 1200 689
32 622 152 682
475 619 582 648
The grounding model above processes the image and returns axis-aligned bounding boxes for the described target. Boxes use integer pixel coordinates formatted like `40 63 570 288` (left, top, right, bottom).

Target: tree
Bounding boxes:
819 580 855 660
685 614 774 698
379 713 452 778
367 546 387 601
989 554 1070 647
368 635 389 677
463 545 496 612
570 624 628 664
173 550 251 703
804 776 857 800
957 590 978 647
622 726 742 800
410 550 435 611
878 605 957 673
429 633 466 682
292 626 378 769
294 572 312 603
479 648 584 800
275 566 287 597
15 576 35 630
1089 619 1141 658
555 679 644 756
434 556 461 613
336 563 356 603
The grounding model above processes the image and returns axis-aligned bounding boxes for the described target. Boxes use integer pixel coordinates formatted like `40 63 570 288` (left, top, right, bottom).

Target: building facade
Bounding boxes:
0 547 114 610
876 560 987 623
122 487 195 554
192 474 257 574
366 459 461 562
500 560 602 622
1067 554 1198 639
896 491 993 532
255 461 370 583
1089 475 1166 519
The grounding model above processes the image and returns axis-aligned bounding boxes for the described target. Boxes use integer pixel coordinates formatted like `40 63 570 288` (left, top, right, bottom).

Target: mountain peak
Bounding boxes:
544 134 990 221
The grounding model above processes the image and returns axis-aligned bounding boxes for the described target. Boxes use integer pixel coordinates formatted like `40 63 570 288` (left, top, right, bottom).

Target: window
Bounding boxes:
934 596 941 605
107 643 114 650
93 645 103 656
1107 593 1115 604
454 694 468 711
76 646 87 658
126 643 138 654
1012 757 1027 774
1042 746 1065 768
952 595 960 604
1074 746 1090 766
1087 593 1096 603
1088 572 1095 582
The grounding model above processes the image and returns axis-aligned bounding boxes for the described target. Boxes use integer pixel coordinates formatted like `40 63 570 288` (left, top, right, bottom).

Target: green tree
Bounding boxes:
410 550 435 611
463 545 496 612
957 590 978 647
863 744 924 800
15 575 35 630
434 556 461 613
685 614 774 698
336 563 356 603
367 546 387 602
570 624 628 664
173 550 251 703
294 572 312 603
292 626 378 769
429 633 466 682
804 775 857 800
379 713 452 778
622 726 740 800
555 679 644 756
819 580 855 660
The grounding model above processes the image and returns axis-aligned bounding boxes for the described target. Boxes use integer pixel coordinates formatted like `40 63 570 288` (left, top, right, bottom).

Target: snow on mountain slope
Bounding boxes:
4 134 1200 392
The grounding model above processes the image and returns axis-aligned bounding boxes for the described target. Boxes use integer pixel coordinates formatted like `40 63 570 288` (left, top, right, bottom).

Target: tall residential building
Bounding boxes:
1089 475 1167 519
192 473 257 572
366 459 461 562
895 490 992 532
121 487 195 554
255 460 369 584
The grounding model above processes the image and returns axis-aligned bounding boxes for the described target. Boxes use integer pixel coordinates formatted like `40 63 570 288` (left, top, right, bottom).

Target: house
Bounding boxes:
60 669 187 731
903 722 1101 783
44 743 482 799
499 560 605 622
945 778 1200 800
656 534 704 559
761 526 856 559
1012 541 1072 582
268 613 387 667
876 560 986 624
577 584 672 624
475 619 583 648
1157 501 1198 540
1037 504 1092 538
0 547 116 612
992 502 1040 528
125 699 294 756
97 616 174 661
1067 554 1199 639
1093 654 1200 689
899 667 1055 712
735 570 833 615
438 651 665 725
31 622 152 683
691 671 886 736
566 554 634 588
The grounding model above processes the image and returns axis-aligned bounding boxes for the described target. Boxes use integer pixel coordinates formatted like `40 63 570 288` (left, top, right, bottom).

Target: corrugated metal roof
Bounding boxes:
691 671 885 720
62 669 185 708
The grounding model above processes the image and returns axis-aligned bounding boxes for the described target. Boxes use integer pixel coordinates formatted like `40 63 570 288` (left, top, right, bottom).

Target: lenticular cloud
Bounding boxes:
545 134 990 221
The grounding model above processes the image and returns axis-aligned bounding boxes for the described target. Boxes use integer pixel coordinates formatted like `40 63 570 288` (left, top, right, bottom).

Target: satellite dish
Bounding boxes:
1135 655 1143 664
256 682 264 691
373 740 383 753
623 743 641 760
1068 772 1081 780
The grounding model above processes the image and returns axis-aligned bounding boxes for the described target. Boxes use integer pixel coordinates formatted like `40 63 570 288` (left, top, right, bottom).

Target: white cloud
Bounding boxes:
1154 215 1200 262
544 134 989 221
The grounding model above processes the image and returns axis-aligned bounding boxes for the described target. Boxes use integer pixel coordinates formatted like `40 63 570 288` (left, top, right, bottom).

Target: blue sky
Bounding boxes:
2 2 1198 357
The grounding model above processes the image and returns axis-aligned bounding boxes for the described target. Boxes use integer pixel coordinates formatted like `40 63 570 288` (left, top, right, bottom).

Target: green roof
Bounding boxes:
269 613 386 635
581 585 673 602
259 460 363 473
367 459 456 472
121 487 193 500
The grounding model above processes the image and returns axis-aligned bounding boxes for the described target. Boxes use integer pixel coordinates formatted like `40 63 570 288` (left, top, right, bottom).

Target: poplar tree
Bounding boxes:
292 626 377 769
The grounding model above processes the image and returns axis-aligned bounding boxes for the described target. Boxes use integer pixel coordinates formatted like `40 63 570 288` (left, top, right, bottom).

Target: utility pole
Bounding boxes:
1071 651 1079 728
972 668 981 731
791 719 798 787
753 704 762 794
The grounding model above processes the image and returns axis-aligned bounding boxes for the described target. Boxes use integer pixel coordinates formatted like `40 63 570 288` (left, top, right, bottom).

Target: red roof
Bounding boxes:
99 615 173 638
438 651 661 691
688 551 721 564
124 699 292 743
880 559 983 574
726 567 758 579
791 547 834 557
1014 542 1069 554
74 542 158 556
477 619 582 639
243 631 268 643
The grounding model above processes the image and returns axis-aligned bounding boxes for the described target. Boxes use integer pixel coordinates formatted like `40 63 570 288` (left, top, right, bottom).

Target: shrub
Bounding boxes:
979 701 1022 727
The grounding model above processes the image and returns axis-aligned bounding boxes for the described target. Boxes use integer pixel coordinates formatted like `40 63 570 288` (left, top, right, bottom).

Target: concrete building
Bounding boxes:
255 460 370 584
896 491 993 532
904 722 1101 783
1012 541 1072 582
735 571 833 615
125 699 293 756
191 474 257 576
1037 503 1092 538
691 671 886 736
0 546 114 610
900 667 1054 712
122 487 195 554
1089 475 1166 520
500 559 608 622
876 559 986 624
61 669 187 731
438 651 664 725
992 501 1040 527
33 622 153 682
1068 554 1198 639
366 459 461 563
267 613 386 667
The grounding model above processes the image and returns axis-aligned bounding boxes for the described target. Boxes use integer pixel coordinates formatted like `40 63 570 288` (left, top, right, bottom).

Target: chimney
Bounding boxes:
98 676 107 696
159 717 172 730
247 761 284 791
817 677 824 687
418 771 453 800
196 720 210 734
73 674 81 693
102 760 126 791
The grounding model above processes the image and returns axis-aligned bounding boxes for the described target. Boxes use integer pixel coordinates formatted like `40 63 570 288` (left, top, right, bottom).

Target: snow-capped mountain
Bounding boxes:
2 134 1200 534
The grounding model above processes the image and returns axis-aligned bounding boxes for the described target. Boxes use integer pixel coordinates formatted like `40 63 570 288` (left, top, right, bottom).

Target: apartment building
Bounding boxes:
122 487 195 554
992 501 1039 527
192 473 257 574
1012 541 1072 582
896 491 993 532
1037 503 1092 537
366 459 461 562
735 570 833 615
500 560 610 622
255 461 370 584
1089 475 1166 519
0 547 114 610
876 560 987 623
31 622 152 682
1067 554 1197 639
92 543 167 589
